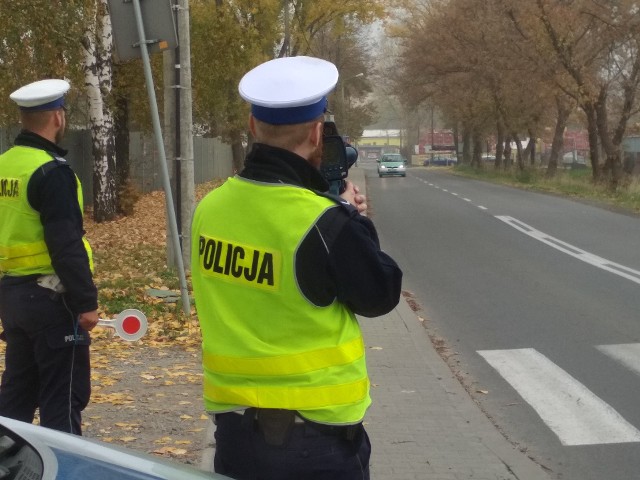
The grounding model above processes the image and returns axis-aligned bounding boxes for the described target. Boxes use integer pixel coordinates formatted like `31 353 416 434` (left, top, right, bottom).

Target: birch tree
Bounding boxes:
0 0 119 220
82 0 117 221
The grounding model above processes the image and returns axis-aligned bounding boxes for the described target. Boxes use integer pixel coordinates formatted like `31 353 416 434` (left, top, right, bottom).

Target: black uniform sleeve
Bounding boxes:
328 215 402 317
30 164 98 314
296 207 402 318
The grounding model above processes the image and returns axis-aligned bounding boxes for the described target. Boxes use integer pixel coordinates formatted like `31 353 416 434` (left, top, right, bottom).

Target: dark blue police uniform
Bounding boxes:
0 131 97 435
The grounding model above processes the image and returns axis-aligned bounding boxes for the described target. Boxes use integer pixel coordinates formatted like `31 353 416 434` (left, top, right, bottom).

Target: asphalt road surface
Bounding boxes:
365 164 640 480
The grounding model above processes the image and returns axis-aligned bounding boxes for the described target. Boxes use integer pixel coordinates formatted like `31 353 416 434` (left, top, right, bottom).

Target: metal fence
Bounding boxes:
0 128 234 205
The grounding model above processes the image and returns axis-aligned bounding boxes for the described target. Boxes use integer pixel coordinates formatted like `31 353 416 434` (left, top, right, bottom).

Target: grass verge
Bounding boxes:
452 164 640 214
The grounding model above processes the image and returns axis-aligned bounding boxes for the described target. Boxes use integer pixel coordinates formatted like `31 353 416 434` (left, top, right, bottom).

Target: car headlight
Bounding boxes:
398 164 405 170
380 165 386 169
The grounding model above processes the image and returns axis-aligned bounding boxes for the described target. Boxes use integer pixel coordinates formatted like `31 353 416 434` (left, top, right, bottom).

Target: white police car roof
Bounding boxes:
239 56 338 108
10 79 70 110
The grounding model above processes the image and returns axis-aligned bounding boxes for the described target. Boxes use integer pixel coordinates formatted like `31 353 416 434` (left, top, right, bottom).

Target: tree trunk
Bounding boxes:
471 130 483 168
546 97 570 178
583 102 600 182
83 0 117 222
495 119 504 170
595 88 622 190
453 123 461 164
513 133 524 171
503 134 512 170
462 127 472 165
526 129 536 166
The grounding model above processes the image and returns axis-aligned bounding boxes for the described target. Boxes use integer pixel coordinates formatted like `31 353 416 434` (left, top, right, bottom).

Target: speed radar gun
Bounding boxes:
320 118 358 195
97 309 148 342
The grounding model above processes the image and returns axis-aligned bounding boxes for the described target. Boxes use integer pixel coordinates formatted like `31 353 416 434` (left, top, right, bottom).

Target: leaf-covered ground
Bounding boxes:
0 182 222 468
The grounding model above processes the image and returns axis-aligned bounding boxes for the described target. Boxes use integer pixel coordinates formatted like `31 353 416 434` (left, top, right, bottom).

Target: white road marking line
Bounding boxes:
478 348 640 446
478 206 488 210
463 198 471 202
597 343 640 377
496 216 640 286
451 192 459 196
443 189 448 192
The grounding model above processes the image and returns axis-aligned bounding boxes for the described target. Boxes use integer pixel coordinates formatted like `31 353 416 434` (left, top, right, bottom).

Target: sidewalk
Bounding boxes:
360 295 549 479
201 166 550 479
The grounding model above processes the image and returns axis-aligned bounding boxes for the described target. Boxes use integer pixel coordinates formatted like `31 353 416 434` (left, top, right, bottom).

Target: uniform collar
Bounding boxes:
240 143 330 192
14 130 68 157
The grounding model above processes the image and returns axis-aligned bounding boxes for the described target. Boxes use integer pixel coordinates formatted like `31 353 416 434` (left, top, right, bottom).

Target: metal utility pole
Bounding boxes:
176 0 194 269
163 48 177 265
164 0 194 271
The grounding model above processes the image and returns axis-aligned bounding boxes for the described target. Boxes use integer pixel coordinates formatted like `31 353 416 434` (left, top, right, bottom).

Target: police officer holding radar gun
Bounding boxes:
191 56 403 479
0 80 99 435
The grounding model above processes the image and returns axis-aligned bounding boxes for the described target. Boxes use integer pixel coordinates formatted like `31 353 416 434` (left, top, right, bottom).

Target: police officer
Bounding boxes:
0 79 99 435
191 57 403 479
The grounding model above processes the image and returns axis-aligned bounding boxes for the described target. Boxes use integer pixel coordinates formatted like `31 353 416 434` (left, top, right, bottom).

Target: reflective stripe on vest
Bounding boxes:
204 378 369 411
203 336 364 376
0 242 50 270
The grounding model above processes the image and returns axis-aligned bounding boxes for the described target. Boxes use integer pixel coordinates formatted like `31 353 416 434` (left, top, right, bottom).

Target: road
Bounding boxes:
364 163 640 480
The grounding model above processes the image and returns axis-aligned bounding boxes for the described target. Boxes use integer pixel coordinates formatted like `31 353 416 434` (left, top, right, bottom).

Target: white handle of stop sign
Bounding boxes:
97 309 148 341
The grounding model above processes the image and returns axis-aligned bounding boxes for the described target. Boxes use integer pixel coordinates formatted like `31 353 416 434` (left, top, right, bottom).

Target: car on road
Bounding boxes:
0 416 229 480
425 155 457 166
378 153 407 177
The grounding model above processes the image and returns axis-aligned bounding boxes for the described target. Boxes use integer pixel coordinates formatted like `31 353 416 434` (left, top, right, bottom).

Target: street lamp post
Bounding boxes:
340 72 364 137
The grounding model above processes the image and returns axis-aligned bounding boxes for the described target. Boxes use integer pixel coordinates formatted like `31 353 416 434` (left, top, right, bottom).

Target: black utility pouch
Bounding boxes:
256 409 295 446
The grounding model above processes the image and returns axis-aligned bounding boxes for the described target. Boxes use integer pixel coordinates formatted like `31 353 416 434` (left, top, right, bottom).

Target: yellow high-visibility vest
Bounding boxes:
0 146 93 275
192 176 370 425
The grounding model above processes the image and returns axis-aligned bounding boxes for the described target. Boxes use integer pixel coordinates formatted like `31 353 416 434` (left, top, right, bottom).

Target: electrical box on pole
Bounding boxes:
108 0 177 62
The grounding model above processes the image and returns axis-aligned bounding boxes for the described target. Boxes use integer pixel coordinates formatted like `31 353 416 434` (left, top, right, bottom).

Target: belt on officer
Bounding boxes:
0 273 41 286
221 408 362 446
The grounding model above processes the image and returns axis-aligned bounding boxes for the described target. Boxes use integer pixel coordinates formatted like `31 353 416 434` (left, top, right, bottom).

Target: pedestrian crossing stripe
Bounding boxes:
597 343 640 377
477 348 640 446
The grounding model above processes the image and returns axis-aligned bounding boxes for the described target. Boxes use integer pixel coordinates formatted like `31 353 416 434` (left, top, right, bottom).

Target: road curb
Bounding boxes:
200 417 215 472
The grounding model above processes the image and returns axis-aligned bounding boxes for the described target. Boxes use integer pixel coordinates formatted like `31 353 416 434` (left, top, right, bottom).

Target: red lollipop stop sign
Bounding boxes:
97 309 147 341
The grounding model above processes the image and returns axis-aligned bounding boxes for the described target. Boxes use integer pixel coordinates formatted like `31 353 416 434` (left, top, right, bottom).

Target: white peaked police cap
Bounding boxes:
239 56 339 125
10 79 70 111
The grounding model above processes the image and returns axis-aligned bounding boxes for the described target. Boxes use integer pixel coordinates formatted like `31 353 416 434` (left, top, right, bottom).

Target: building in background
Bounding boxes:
357 129 403 161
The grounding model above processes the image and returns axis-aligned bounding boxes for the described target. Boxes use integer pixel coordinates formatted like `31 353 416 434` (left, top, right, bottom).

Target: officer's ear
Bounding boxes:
52 109 64 129
309 120 323 148
249 114 257 138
